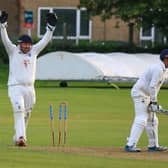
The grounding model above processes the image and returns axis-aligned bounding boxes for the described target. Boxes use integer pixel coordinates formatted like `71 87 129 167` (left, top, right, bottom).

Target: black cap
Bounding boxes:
17 35 32 44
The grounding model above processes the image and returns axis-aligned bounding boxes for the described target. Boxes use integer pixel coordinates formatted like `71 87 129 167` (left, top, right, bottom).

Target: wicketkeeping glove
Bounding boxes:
46 12 57 27
148 102 162 112
0 11 8 24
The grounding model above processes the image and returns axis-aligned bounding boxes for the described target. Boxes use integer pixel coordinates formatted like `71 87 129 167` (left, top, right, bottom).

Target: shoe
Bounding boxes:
148 146 167 152
15 136 26 147
124 145 141 152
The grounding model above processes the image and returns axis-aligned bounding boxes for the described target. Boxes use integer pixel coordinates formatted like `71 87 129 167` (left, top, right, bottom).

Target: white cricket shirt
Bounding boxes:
0 24 54 86
131 60 168 102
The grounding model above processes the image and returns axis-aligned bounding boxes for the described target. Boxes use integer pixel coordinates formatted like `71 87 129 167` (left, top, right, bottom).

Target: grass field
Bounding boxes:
0 84 168 168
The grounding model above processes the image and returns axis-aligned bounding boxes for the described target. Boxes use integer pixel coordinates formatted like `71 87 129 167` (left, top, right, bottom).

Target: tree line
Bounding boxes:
80 0 168 44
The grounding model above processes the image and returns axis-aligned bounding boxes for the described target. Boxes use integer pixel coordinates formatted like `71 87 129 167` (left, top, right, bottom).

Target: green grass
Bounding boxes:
0 64 168 167
0 86 168 168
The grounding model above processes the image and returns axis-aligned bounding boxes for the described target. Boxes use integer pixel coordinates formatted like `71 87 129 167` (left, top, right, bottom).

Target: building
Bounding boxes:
0 0 20 37
0 0 163 46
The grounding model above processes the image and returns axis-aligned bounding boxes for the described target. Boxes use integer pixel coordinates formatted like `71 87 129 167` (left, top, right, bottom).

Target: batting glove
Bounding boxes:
148 102 162 112
0 11 8 24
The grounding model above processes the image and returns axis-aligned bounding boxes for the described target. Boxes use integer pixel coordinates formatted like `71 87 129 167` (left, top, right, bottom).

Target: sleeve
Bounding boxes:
0 23 16 55
33 26 55 55
149 68 163 102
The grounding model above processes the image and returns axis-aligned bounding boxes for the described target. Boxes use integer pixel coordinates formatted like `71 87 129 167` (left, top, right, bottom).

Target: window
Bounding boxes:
38 7 91 42
140 26 167 47
39 9 50 35
140 27 154 48
80 10 89 36
142 27 152 37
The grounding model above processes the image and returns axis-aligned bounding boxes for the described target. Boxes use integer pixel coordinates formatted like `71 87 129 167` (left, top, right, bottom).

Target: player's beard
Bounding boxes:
20 45 32 54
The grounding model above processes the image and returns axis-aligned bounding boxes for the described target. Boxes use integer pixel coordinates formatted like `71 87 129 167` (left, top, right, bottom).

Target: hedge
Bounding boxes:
0 39 168 64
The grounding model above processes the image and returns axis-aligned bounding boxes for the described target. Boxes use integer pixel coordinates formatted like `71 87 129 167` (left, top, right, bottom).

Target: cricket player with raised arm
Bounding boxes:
0 11 57 146
125 49 168 152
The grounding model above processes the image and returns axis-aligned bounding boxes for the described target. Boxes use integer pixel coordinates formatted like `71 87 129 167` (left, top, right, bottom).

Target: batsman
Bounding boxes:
0 11 57 146
125 49 168 152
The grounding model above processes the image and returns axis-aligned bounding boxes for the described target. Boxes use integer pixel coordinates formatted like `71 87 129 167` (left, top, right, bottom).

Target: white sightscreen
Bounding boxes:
36 51 162 81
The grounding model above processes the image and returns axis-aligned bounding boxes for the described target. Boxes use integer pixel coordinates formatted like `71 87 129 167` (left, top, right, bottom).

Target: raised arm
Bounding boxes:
0 11 16 55
33 12 57 54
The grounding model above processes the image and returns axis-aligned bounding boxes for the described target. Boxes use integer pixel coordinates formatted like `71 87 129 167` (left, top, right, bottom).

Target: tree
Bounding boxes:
80 0 114 21
80 0 145 43
79 0 168 44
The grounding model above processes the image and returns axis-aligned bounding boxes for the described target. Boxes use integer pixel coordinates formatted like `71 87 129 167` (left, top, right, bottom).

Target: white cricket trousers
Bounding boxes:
127 96 159 148
8 85 35 142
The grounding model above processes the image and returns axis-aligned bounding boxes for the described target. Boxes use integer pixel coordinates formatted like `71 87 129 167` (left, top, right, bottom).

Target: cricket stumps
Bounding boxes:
49 101 68 146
